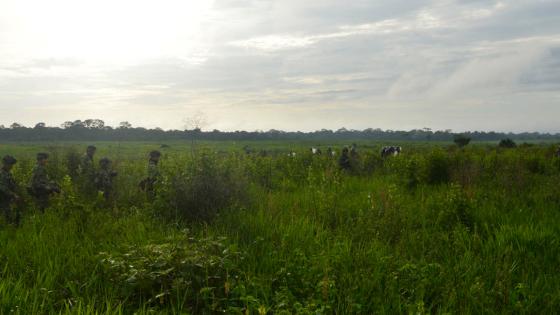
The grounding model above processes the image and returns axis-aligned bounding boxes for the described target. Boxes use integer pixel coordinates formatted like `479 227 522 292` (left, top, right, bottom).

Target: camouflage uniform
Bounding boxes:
29 164 59 212
338 148 351 171
0 167 19 224
95 159 117 203
139 151 161 201
145 160 161 200
349 144 360 170
78 154 96 197
79 154 95 178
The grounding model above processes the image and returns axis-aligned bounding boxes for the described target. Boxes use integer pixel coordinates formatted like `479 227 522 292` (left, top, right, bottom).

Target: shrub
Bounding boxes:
435 184 475 231
99 234 245 312
161 153 249 222
425 150 451 185
499 138 516 148
403 156 422 190
523 155 547 175
362 152 384 175
453 134 471 148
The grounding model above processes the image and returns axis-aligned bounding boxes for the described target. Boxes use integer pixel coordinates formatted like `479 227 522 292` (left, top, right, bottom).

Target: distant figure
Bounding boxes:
0 155 20 225
381 146 402 158
139 150 161 200
326 147 336 157
350 143 359 159
28 153 60 213
338 147 351 171
95 158 118 203
78 145 97 197
288 151 297 158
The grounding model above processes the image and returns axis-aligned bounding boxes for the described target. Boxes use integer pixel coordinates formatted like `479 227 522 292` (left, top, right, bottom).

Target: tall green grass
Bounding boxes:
0 142 558 313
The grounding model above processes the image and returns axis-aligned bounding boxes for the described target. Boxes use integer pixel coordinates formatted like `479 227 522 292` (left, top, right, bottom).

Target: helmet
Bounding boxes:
99 157 111 166
36 152 49 161
2 155 17 165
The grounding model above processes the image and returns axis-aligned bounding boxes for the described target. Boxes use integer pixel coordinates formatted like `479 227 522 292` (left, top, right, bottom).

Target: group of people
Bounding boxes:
0 146 162 225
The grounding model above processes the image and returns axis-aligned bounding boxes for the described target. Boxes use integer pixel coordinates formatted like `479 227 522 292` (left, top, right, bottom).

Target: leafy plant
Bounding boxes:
454 134 471 148
99 233 245 312
499 138 516 148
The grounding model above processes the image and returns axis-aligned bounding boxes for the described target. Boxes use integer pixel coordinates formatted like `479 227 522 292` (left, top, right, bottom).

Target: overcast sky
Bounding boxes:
0 0 558 132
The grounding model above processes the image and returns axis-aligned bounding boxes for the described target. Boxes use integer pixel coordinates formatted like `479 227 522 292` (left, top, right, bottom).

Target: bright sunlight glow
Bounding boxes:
2 0 213 63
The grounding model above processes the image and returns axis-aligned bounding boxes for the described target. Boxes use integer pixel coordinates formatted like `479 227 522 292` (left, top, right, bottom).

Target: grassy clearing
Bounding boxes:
0 141 559 314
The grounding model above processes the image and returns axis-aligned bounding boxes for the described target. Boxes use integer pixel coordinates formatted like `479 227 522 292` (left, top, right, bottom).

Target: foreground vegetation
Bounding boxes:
1 141 559 314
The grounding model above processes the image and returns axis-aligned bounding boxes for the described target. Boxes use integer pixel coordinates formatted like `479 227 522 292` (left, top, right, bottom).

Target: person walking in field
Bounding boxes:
95 158 118 204
339 147 351 171
78 145 97 198
0 155 21 225
139 150 161 200
28 153 60 213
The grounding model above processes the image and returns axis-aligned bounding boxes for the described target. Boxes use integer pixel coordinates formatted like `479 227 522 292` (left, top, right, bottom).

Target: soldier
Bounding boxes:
95 158 118 203
28 153 60 213
338 147 351 171
78 145 97 197
0 155 20 225
350 143 359 158
349 143 361 171
139 150 161 200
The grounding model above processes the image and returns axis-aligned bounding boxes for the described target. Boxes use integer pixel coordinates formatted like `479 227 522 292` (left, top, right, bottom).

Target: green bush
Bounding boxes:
99 234 245 312
425 150 451 185
403 156 422 190
453 134 471 148
498 138 516 148
523 155 547 175
161 153 249 222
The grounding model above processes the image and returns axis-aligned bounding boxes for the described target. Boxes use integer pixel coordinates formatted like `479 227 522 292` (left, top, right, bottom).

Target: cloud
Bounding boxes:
0 0 559 132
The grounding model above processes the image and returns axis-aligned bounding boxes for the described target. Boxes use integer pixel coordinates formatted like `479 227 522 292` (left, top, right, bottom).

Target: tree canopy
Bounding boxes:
0 119 559 142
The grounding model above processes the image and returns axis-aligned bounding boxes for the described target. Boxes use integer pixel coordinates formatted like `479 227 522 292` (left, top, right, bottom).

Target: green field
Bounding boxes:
0 141 559 314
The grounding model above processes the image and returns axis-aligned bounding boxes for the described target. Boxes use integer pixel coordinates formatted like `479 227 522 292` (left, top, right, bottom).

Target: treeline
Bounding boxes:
1 120 559 142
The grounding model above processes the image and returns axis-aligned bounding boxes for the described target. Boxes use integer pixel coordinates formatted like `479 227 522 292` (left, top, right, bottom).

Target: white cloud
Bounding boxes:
0 0 559 132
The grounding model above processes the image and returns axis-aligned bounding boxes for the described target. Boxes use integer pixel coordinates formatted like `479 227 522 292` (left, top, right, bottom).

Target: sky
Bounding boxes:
0 0 559 132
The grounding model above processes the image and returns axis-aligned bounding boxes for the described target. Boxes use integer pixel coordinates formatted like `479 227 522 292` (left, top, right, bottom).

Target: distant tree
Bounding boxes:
84 119 105 129
62 121 74 129
183 111 208 154
0 125 4 129
34 122 46 129
119 121 132 129
93 119 105 129
71 120 85 128
10 122 23 129
183 111 208 131
499 138 516 148
454 134 471 148
423 127 433 140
